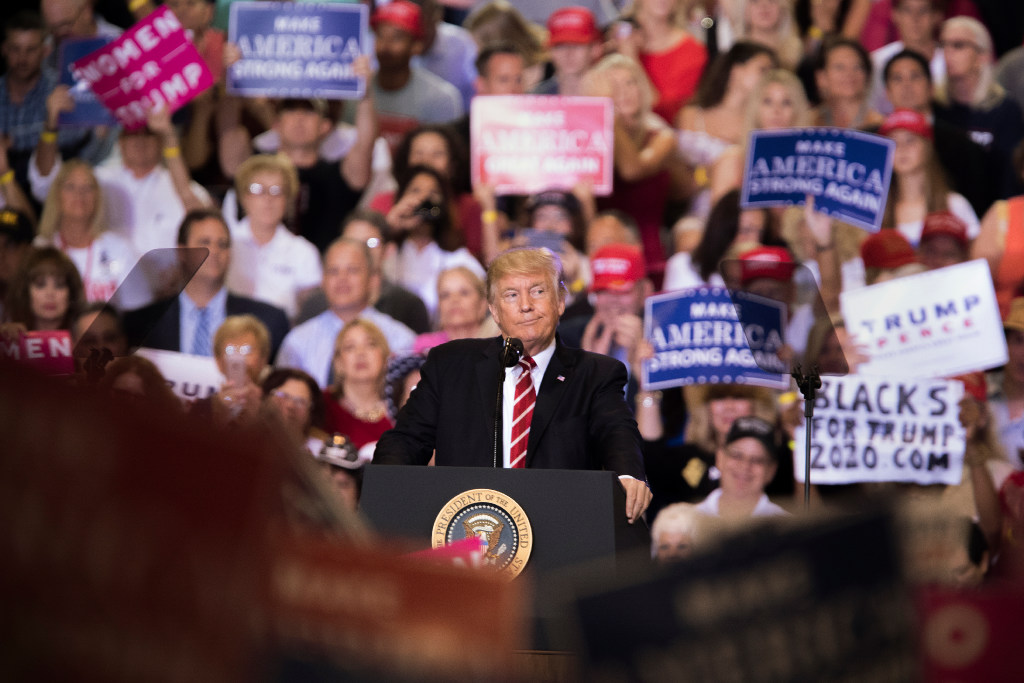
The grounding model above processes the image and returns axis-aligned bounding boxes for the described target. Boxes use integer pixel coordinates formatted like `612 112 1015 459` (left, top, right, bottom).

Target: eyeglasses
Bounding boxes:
223 344 253 356
271 390 311 409
247 183 285 197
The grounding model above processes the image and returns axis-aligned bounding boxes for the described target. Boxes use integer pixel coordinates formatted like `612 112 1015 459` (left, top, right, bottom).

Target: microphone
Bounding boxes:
494 337 524 467
501 337 524 368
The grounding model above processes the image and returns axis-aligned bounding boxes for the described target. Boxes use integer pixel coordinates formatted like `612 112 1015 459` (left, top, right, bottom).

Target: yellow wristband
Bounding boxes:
40 130 58 144
162 146 181 159
0 170 13 185
482 209 499 224
129 0 147 11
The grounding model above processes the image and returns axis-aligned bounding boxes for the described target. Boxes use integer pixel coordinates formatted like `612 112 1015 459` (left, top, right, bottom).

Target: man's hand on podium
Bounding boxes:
619 476 652 524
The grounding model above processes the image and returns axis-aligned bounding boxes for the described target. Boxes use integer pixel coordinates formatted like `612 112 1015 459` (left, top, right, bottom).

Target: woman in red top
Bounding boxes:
616 0 708 124
583 54 682 283
323 319 394 449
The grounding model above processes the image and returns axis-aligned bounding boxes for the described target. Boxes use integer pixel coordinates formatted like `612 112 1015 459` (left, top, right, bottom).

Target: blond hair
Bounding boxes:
330 318 391 397
745 68 811 133
235 154 300 204
582 53 657 117
214 314 271 363
486 247 565 304
37 159 106 241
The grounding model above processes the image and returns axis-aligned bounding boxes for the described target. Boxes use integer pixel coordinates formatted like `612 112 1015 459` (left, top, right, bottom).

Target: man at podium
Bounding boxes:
374 248 651 523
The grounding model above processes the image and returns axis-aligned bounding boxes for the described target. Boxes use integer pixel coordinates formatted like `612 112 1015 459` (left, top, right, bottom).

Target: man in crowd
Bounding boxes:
0 11 107 186
374 247 651 524
869 0 946 114
409 0 478 111
533 6 603 96
935 16 1024 199
123 209 291 359
370 0 463 150
276 237 416 387
560 243 651 406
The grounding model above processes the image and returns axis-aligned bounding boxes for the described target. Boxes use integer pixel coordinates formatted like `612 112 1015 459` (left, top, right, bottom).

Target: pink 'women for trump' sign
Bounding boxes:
71 7 213 130
471 95 613 195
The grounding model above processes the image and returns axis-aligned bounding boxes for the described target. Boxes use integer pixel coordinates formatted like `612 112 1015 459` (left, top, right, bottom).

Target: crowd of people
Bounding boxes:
2 0 1024 584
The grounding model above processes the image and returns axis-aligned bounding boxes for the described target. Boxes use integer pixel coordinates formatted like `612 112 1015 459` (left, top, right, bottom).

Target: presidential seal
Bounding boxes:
432 489 533 579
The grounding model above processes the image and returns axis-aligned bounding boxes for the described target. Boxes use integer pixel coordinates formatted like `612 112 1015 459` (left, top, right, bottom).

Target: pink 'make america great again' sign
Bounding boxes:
471 95 613 195
71 7 213 130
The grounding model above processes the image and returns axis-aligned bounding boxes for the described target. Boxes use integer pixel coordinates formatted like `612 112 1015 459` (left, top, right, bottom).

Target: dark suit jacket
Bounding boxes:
374 336 646 479
123 293 291 359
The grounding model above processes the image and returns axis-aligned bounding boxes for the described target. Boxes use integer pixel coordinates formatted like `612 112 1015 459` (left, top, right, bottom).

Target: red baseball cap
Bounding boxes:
879 108 933 140
920 210 969 250
371 1 423 40
547 7 602 46
860 230 916 270
591 244 645 292
738 246 795 285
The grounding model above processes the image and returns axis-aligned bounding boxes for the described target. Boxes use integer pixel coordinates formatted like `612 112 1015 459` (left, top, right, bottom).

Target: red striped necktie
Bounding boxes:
509 356 537 468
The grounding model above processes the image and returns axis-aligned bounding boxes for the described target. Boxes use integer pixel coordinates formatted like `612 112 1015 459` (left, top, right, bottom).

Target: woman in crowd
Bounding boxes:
812 36 884 128
582 54 680 281
383 165 485 318
709 69 812 214
641 382 779 519
193 314 272 426
664 190 779 290
384 353 426 421
729 0 803 70
261 367 326 455
35 160 138 304
369 125 484 259
675 42 778 221
1 246 83 340
695 416 789 519
879 109 980 246
616 0 708 124
414 266 492 354
651 502 700 564
323 319 393 450
226 154 322 321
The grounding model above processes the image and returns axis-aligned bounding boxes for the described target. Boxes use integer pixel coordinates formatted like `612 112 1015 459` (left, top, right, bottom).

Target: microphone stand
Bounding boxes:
494 338 524 468
791 364 822 512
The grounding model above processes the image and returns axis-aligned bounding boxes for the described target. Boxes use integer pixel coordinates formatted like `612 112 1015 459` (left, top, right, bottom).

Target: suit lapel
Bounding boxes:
476 337 504 434
526 339 576 465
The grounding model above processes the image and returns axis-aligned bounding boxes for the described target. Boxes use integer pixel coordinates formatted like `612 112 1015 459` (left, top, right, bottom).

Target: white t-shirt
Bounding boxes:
227 218 322 320
36 231 144 307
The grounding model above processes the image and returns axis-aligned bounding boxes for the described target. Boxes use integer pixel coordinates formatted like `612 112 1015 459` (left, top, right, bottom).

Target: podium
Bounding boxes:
360 466 652 649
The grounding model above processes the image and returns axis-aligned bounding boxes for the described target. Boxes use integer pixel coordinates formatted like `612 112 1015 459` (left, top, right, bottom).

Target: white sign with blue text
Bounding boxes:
841 259 1006 378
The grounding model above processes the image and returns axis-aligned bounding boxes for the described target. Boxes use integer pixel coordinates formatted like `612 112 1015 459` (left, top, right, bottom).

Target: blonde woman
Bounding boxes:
583 53 682 279
616 0 709 124
730 0 804 70
323 319 393 449
35 159 139 303
226 154 322 320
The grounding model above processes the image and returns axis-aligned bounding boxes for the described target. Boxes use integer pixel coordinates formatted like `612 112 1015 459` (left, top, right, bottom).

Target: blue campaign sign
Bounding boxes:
642 287 788 390
228 2 367 99
58 37 117 128
740 128 895 233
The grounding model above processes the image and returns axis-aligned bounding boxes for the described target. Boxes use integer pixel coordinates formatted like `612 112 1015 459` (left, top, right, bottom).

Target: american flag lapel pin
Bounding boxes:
557 375 565 382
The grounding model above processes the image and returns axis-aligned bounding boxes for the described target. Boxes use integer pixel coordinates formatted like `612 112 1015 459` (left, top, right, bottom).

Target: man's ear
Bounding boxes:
411 39 425 56
318 118 332 138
